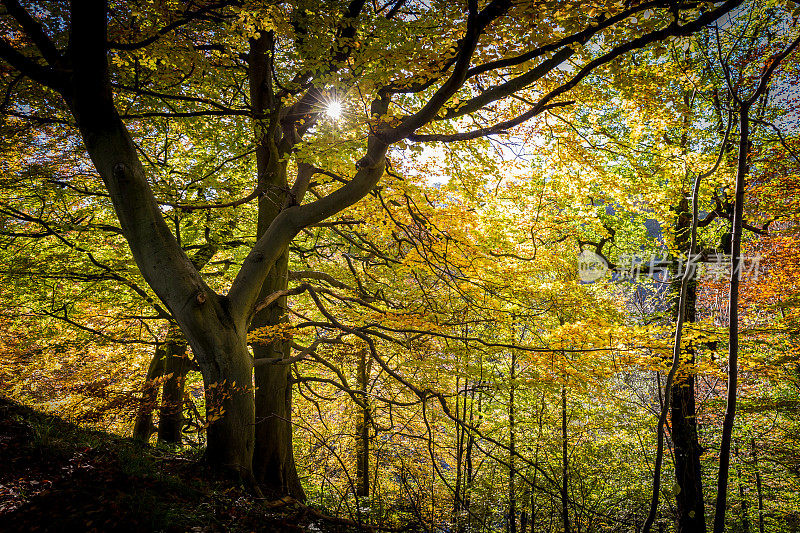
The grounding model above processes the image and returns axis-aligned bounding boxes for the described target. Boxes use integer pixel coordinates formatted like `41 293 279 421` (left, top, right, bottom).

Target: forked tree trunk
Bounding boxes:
65 3 258 476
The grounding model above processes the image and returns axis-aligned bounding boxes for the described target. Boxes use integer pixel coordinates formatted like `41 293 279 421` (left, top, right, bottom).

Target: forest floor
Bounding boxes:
0 395 371 532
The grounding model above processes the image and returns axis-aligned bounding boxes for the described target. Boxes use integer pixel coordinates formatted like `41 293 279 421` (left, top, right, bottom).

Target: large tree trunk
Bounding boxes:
65 2 258 477
194 324 256 476
251 250 305 498
247 30 305 499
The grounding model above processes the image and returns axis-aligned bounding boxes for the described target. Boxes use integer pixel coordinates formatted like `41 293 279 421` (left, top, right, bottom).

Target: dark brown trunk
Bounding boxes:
355 345 371 498
561 383 570 533
751 439 764 533
247 31 305 498
196 328 256 476
250 249 305 498
158 337 189 444
454 376 464 525
133 347 165 442
671 201 706 533
672 361 706 533
713 102 750 533
508 349 517 533
463 384 478 532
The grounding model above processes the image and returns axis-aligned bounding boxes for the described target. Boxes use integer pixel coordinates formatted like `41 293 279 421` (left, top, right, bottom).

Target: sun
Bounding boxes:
325 100 343 121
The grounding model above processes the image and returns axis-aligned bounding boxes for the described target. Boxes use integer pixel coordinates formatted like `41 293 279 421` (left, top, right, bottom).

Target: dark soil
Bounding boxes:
0 396 364 532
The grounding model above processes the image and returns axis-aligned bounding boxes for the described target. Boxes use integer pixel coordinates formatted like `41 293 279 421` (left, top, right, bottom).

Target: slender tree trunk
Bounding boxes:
509 349 517 533
671 200 707 533
454 375 464 527
133 347 166 442
561 383 570 533
464 385 478 532
713 102 750 533
355 345 371 498
751 439 765 533
529 394 545 533
520 485 529 533
528 450 539 533
734 441 750 533
158 336 189 444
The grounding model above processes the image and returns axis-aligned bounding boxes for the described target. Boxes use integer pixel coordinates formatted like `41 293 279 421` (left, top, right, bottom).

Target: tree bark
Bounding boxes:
561 383 570 533
671 200 707 533
157 336 190 444
508 349 517 533
196 325 255 475
246 30 306 498
671 359 706 533
751 439 765 533
133 347 165 442
355 345 371 498
713 101 750 533
250 248 305 497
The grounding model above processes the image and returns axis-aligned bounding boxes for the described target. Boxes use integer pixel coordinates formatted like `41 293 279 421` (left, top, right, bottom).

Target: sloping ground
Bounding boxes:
0 396 363 532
